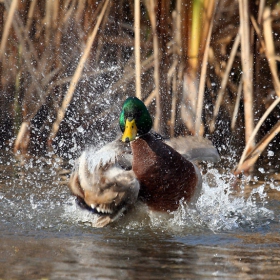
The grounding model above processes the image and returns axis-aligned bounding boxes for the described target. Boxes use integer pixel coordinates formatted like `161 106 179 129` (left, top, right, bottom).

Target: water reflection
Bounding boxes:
0 151 280 279
1 230 280 279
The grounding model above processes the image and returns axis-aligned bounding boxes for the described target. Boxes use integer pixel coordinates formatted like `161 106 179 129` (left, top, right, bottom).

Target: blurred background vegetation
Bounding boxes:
1 0 280 172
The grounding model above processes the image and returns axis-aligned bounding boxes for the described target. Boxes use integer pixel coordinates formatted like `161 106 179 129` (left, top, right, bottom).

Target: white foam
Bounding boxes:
84 142 119 171
64 165 277 232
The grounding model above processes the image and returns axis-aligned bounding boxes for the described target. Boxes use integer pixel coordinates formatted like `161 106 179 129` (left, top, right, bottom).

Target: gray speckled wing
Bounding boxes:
165 136 220 163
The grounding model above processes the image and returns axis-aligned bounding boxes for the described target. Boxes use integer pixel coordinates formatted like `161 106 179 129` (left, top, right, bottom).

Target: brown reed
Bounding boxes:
0 0 280 174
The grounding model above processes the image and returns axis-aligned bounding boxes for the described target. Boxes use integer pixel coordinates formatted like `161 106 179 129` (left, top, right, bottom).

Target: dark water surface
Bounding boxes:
1 150 280 279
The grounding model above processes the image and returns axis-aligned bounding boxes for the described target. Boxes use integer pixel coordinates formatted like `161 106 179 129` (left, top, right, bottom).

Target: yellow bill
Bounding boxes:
121 119 137 142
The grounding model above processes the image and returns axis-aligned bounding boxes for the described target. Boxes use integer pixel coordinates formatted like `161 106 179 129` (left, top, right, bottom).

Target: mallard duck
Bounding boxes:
68 97 219 227
68 140 139 227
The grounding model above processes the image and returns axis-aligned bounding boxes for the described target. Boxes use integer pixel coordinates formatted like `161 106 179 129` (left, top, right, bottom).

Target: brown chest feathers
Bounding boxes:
131 134 198 212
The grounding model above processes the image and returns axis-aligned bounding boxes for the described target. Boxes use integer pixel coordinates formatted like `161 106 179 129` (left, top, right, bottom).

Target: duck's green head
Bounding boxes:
119 97 153 143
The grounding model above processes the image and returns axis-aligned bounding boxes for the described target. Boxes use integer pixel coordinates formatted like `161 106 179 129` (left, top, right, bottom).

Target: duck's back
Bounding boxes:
131 134 201 212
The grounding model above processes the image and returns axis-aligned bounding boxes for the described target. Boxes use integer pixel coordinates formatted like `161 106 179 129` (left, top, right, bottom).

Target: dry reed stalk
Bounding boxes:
239 0 255 149
167 55 178 136
12 3 64 127
14 121 30 154
181 74 197 134
231 76 243 130
250 15 266 55
263 7 280 98
210 57 239 95
235 6 280 172
45 0 53 45
209 32 240 133
188 0 202 75
95 2 111 64
62 0 77 25
181 0 202 134
169 0 182 137
257 0 265 24
48 0 110 146
155 1 172 136
75 0 87 22
181 0 216 135
26 0 37 32
98 36 133 47
167 57 178 136
145 0 160 131
170 79 177 138
11 14 46 118
40 0 61 87
134 0 141 100
180 0 197 135
53 0 59 27
13 6 41 67
235 120 280 175
144 89 156 107
0 0 18 60
174 0 182 56
235 96 280 174
200 0 215 58
195 7 214 136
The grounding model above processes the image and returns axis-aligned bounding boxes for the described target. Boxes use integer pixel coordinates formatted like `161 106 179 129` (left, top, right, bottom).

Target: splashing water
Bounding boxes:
187 168 274 232
64 162 276 232
0 148 277 234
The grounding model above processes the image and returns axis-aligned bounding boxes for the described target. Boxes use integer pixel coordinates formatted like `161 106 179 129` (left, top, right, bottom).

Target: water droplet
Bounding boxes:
258 168 265 174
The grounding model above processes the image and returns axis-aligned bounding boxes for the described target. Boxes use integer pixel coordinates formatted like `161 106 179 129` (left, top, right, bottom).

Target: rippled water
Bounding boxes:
1 150 280 279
